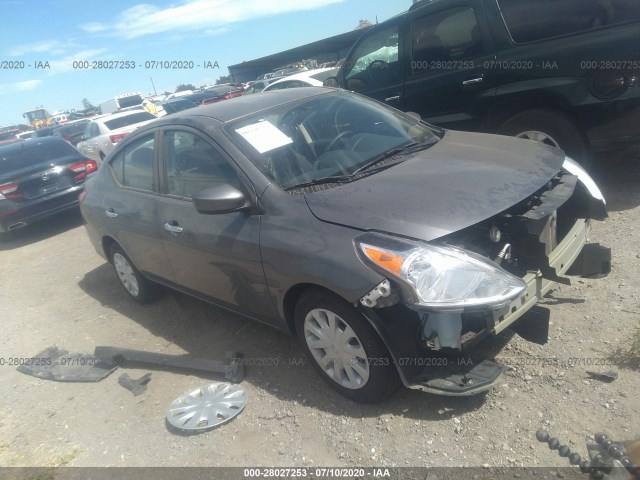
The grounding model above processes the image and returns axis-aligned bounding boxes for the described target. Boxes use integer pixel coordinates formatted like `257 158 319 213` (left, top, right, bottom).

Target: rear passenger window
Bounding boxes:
412 6 484 73
109 135 155 191
164 131 238 198
497 0 640 43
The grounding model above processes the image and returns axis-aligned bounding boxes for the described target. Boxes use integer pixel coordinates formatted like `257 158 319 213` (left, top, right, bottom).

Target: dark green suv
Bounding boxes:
327 0 640 165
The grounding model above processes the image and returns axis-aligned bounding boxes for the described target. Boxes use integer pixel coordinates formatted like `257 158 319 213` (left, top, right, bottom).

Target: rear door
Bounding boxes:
155 127 275 319
77 122 102 162
402 0 497 131
100 132 172 280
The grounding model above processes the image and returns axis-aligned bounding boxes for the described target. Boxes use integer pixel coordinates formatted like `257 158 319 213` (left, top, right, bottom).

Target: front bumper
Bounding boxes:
489 218 589 335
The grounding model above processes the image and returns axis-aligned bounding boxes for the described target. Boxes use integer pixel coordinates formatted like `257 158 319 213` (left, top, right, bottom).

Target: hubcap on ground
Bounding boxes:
166 383 247 431
303 308 370 389
113 252 139 297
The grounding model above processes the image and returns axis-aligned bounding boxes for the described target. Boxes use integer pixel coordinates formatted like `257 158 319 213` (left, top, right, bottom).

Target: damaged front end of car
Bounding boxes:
354 157 611 396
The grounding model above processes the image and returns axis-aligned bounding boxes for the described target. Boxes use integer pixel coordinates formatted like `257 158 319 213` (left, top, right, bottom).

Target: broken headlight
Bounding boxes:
355 233 526 311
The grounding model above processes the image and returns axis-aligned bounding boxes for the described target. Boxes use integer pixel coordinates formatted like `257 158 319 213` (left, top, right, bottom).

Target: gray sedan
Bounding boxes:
80 88 609 403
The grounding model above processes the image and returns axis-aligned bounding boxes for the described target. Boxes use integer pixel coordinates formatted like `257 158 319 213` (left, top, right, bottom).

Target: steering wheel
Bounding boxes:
326 130 355 151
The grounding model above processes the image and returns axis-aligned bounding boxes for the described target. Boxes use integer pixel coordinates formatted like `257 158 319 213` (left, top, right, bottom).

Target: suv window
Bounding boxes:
344 23 401 88
164 131 238 198
412 6 484 72
110 135 155 191
497 0 640 43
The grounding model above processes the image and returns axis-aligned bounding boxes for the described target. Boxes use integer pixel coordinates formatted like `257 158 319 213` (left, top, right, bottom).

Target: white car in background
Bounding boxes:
76 111 156 163
262 68 338 92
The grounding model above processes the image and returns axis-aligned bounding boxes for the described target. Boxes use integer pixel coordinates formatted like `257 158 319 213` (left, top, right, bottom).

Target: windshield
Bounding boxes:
226 91 439 189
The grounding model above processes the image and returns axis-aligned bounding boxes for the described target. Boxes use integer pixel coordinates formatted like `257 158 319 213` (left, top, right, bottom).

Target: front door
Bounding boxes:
156 128 275 320
341 20 406 111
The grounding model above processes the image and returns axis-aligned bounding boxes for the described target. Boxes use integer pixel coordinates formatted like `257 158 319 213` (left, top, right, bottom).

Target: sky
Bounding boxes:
0 0 412 127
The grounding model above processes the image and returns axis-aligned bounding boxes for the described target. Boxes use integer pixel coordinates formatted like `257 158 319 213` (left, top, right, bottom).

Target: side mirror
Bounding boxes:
192 183 249 214
345 78 366 91
323 77 338 88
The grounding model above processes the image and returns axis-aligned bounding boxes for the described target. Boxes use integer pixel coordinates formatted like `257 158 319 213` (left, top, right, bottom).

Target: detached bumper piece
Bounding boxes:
94 346 245 382
411 357 505 396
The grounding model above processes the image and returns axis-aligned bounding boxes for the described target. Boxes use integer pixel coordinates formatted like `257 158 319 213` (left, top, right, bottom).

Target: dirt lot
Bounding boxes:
0 153 638 471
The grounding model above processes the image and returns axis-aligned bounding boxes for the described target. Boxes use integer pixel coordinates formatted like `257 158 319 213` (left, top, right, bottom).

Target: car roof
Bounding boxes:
0 135 67 152
98 110 149 121
150 87 337 125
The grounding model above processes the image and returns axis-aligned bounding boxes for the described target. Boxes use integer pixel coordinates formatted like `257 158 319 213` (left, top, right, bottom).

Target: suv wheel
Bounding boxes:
497 109 592 168
294 289 400 403
110 244 160 303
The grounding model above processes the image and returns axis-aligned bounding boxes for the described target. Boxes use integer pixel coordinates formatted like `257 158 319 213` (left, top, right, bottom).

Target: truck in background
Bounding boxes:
325 0 640 166
99 92 144 115
22 108 56 130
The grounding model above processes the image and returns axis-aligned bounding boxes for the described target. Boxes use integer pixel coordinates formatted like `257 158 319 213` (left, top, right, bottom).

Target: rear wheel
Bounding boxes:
497 109 592 169
294 289 400 403
110 244 160 303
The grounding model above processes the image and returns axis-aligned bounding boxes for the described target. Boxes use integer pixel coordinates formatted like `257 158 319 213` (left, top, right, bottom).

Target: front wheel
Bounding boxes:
110 244 161 304
497 108 592 169
294 289 400 403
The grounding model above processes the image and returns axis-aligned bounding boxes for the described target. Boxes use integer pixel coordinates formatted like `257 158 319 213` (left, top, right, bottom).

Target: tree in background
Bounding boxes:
81 98 95 110
176 84 196 92
216 75 232 85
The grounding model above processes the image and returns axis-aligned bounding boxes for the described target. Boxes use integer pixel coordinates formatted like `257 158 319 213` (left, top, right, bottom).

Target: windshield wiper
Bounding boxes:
351 138 439 176
284 175 353 191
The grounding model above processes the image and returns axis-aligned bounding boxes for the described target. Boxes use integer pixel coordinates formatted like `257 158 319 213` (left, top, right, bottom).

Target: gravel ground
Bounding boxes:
0 152 638 472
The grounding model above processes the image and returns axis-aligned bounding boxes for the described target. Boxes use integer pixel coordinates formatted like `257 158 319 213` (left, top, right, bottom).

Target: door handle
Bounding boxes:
163 222 183 234
385 95 401 102
104 209 118 218
462 76 484 86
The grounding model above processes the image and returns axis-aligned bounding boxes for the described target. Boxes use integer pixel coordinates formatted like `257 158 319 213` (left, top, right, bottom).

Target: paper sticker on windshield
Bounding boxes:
235 121 292 154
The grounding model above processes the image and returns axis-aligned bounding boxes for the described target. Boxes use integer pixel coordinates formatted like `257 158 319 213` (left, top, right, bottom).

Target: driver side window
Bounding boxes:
344 24 401 89
164 131 238 199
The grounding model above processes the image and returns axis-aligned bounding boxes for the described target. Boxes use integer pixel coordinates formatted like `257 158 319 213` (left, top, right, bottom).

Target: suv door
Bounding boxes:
340 20 405 110
403 1 497 131
156 128 275 320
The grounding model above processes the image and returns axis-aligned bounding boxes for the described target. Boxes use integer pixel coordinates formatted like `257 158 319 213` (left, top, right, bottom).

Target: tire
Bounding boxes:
294 289 400 403
109 243 161 303
497 109 592 169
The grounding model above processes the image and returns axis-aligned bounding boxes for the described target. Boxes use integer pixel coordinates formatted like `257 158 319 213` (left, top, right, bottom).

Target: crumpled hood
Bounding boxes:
304 130 565 241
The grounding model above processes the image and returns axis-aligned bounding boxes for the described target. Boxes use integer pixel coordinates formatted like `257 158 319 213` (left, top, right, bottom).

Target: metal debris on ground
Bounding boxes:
94 346 245 382
118 372 152 396
166 383 248 432
586 370 619 383
16 346 118 382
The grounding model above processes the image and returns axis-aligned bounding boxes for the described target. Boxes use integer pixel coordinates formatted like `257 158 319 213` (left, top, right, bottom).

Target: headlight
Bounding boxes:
355 233 526 311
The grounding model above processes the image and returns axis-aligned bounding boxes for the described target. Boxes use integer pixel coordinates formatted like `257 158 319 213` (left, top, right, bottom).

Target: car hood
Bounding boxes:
304 130 565 241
